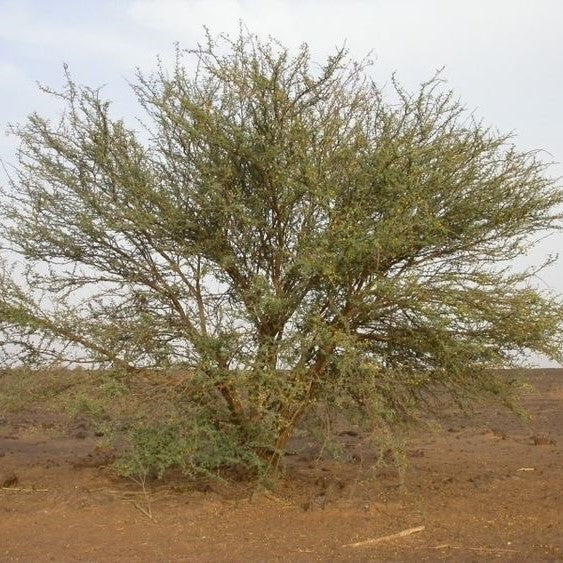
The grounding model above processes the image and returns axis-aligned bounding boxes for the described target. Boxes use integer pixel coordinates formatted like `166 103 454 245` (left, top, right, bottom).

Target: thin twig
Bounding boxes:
344 525 425 548
1 487 49 492
431 544 518 554
133 501 157 522
129 474 157 523
467 547 519 554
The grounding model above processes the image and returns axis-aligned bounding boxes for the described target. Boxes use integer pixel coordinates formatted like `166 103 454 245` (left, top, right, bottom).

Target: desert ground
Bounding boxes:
0 368 562 561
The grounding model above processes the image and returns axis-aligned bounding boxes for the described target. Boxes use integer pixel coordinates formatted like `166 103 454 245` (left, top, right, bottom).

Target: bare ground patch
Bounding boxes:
0 369 562 561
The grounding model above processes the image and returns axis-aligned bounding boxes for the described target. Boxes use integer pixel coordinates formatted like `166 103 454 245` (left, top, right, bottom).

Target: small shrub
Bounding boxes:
115 415 265 480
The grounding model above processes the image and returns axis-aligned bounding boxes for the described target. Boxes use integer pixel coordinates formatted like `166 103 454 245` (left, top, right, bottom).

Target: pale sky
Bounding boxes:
1 0 562 365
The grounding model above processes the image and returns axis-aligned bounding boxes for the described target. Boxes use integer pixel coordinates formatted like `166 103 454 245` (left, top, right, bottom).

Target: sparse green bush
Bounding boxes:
99 375 129 399
69 394 107 419
116 414 265 480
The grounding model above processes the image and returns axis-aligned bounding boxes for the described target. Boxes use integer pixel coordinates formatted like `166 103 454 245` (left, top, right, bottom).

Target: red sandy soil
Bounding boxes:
0 369 562 561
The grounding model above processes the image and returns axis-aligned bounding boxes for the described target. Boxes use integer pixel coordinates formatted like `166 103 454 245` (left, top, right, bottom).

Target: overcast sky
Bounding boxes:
1 0 562 365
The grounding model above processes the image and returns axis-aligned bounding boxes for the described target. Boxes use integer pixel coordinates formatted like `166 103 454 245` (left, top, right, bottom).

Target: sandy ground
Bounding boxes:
0 369 562 561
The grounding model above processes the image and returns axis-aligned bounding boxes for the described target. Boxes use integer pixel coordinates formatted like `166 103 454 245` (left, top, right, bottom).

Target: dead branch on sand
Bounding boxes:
343 525 425 548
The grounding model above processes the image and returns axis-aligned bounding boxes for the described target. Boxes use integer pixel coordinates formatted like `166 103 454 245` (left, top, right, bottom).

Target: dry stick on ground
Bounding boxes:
129 475 157 523
343 525 426 548
467 547 519 554
133 500 156 522
1 487 49 493
432 544 519 554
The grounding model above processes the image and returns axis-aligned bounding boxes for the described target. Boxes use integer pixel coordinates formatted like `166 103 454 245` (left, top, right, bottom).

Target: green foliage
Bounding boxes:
116 415 265 480
116 422 192 480
1 29 562 479
98 374 129 398
0 367 81 412
69 393 107 418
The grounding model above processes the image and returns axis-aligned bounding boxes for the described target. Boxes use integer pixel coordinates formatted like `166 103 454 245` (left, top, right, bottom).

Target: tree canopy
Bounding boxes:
1 31 562 474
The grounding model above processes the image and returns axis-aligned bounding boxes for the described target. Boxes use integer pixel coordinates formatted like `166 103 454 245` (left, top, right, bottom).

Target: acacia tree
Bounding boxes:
1 31 562 472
